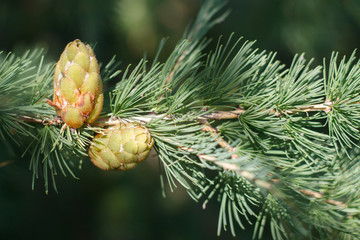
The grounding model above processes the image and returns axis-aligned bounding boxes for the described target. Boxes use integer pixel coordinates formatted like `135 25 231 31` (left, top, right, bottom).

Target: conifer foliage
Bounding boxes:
1 0 360 239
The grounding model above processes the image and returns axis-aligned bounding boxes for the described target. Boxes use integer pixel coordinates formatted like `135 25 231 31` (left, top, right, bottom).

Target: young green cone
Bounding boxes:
88 121 154 171
47 39 103 128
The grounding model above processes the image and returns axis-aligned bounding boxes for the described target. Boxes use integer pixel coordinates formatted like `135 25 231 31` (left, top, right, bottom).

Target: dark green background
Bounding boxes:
1 0 360 239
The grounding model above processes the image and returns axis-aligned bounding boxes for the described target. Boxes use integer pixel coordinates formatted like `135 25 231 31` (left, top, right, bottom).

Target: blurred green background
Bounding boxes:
1 0 360 239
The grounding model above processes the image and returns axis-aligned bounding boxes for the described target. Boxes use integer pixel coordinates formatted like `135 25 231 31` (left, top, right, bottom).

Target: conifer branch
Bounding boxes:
17 100 334 127
2 0 360 238
200 123 347 208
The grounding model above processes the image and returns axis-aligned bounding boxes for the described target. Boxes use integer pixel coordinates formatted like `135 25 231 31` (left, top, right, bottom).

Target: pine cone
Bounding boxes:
88 121 154 170
47 39 103 128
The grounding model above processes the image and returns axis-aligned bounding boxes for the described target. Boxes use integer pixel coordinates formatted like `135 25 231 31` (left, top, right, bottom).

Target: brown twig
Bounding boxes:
198 100 333 120
17 100 335 127
278 100 333 115
178 144 272 191
18 115 62 126
185 146 347 207
199 123 346 208
201 123 237 157
199 108 246 120
198 124 273 190
18 100 332 127
298 189 346 207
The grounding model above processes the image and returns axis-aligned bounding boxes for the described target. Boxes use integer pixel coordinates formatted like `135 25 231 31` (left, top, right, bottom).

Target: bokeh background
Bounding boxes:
1 0 360 239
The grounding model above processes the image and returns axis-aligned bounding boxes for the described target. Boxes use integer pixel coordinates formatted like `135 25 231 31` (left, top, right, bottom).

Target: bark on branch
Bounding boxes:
18 100 334 127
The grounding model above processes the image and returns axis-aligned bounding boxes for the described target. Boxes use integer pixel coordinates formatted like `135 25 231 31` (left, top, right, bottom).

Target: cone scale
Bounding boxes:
47 39 103 128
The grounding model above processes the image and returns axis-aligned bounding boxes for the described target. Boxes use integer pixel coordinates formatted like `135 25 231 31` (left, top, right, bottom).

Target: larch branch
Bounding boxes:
200 124 346 208
17 107 346 208
18 100 334 127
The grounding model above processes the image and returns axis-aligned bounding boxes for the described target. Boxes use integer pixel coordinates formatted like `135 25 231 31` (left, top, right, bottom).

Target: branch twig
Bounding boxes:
18 100 334 127
298 189 345 207
278 100 333 115
18 115 62 126
199 108 246 120
199 124 346 208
